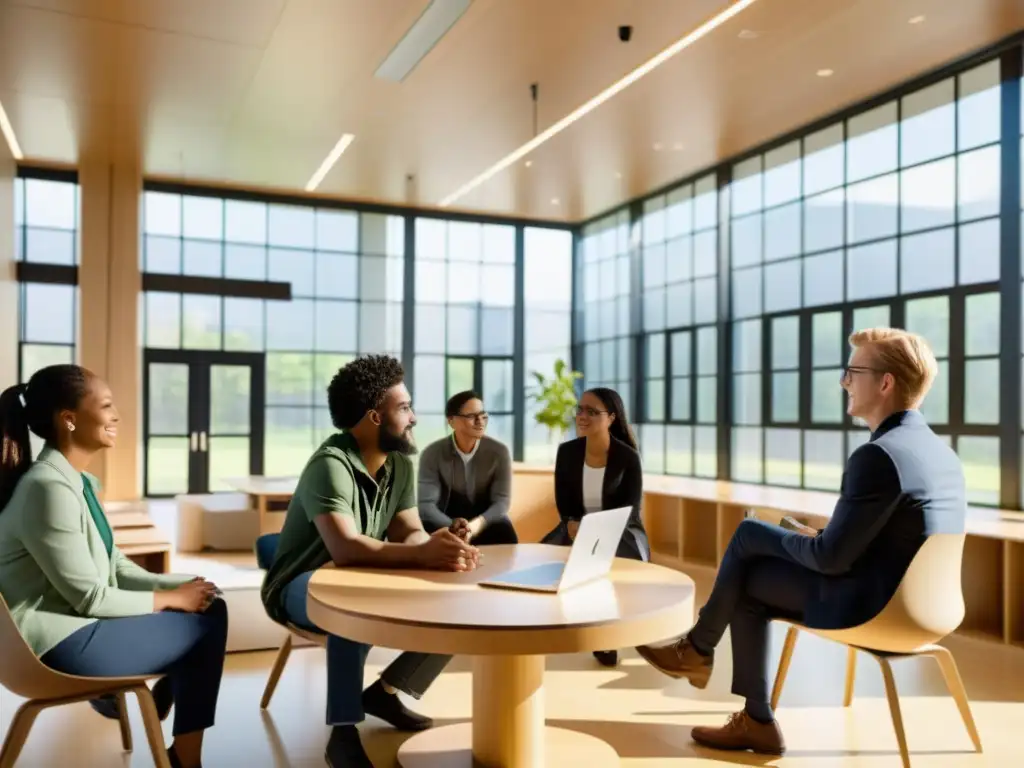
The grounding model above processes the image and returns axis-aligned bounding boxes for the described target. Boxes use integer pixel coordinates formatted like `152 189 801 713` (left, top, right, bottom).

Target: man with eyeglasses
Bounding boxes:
417 390 518 545
636 328 966 756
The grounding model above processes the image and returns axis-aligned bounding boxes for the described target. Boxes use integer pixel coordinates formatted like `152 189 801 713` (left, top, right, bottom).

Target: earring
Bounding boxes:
66 421 75 432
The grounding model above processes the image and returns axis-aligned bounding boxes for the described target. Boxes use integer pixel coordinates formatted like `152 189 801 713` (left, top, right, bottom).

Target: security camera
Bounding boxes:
618 25 632 42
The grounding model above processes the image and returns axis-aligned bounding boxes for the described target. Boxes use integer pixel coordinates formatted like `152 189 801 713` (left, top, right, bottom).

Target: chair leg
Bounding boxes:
261 634 295 710
875 656 911 768
769 625 800 711
926 645 983 753
842 647 857 707
117 691 133 752
134 685 172 768
0 701 41 768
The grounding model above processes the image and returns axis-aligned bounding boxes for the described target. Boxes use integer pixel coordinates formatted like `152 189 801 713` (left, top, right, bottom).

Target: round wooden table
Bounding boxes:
307 543 695 768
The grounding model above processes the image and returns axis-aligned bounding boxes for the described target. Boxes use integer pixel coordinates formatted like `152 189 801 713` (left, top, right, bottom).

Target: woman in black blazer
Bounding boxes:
541 387 649 666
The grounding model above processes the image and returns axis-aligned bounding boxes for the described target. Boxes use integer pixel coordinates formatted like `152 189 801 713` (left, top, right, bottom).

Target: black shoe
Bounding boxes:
593 650 618 667
325 725 374 768
361 679 432 731
166 744 184 768
90 677 173 722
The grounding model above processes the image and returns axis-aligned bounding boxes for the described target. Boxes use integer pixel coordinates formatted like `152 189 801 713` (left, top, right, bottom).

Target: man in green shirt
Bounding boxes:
261 355 479 768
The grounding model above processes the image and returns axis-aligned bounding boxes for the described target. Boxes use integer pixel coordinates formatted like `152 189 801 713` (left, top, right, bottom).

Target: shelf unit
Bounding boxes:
511 465 1024 649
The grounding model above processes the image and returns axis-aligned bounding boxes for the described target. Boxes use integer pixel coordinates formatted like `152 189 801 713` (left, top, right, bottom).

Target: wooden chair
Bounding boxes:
769 533 982 768
255 533 327 710
0 594 170 768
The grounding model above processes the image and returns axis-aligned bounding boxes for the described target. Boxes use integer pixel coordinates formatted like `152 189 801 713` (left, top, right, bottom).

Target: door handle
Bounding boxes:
199 431 208 452
190 432 198 452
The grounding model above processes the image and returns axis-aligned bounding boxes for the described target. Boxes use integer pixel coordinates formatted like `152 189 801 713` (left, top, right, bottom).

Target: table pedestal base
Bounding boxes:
397 654 618 768
397 723 619 768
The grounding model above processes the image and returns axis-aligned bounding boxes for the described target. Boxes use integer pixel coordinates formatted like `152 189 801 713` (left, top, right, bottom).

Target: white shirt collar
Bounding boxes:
452 435 480 463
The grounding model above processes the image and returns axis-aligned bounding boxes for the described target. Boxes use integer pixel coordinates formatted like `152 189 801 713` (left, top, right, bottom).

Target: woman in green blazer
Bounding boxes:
0 364 227 768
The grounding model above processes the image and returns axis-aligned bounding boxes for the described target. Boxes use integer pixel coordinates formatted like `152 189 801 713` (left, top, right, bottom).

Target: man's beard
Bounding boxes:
378 419 417 455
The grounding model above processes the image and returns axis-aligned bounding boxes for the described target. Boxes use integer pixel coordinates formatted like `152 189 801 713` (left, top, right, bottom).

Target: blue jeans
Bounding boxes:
282 572 452 726
41 598 228 736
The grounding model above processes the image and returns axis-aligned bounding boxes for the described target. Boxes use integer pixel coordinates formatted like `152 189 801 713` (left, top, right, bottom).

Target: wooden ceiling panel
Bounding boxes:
7 0 287 48
0 0 1019 220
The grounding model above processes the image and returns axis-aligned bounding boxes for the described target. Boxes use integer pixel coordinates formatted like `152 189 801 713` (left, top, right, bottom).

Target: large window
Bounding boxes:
577 210 633 408
141 190 404 480
412 218 516 449
725 59 1005 502
14 173 79 381
639 175 720 476
524 227 573 463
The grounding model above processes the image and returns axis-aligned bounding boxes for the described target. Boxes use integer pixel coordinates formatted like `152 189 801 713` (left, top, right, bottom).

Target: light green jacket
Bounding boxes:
0 446 190 657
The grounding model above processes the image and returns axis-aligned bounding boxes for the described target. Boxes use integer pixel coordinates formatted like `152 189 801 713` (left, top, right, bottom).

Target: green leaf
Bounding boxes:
527 358 584 437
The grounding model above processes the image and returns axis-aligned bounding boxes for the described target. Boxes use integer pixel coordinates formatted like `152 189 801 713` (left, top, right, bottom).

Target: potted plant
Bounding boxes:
528 358 583 445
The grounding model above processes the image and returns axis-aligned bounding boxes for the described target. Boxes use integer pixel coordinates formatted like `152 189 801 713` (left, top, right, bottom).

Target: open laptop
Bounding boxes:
479 506 631 593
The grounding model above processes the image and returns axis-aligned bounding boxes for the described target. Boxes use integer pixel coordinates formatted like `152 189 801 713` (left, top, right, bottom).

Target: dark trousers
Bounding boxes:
41 598 228 737
541 520 647 561
687 519 811 705
471 517 519 545
282 571 451 726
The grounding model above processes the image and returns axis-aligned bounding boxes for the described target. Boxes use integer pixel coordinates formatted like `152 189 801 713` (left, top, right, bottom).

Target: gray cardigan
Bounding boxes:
417 435 512 531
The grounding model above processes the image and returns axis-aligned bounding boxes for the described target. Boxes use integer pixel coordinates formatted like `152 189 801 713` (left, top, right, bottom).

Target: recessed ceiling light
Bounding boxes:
437 0 762 207
0 98 23 161
816 68 834 78
738 29 759 39
551 197 560 205
908 15 925 24
524 160 533 167
672 142 684 151
653 142 663 151
305 133 355 192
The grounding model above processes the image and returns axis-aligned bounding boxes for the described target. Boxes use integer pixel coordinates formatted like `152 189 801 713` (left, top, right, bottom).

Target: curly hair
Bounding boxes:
327 355 406 430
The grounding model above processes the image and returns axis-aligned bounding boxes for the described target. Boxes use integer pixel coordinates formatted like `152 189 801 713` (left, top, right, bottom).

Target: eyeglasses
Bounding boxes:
840 366 887 383
456 411 489 423
575 406 608 418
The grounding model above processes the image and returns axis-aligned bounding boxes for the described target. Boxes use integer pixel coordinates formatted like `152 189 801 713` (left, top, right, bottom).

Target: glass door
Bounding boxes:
143 349 266 497
445 355 514 446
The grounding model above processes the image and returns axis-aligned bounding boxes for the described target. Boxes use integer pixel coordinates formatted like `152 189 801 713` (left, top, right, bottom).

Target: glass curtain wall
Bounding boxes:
638 175 720 476
523 227 573 463
412 218 517 449
576 45 1022 510
141 190 404 488
14 173 79 380
576 210 633 409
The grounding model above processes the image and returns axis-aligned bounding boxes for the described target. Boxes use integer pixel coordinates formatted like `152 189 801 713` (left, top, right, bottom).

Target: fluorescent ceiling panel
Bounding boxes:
376 0 472 83
0 99 23 160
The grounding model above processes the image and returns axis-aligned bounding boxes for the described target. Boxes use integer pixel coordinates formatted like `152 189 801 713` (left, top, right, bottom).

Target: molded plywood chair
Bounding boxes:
769 533 981 768
0 594 170 768
255 533 327 709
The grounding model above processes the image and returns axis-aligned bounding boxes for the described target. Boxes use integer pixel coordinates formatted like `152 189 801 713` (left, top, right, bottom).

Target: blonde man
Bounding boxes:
636 328 966 755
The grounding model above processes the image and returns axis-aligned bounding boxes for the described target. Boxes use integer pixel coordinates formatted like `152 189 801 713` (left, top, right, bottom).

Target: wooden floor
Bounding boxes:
3 610 1022 766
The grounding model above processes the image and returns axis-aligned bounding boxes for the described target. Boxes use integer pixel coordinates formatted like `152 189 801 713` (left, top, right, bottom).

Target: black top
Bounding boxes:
546 435 649 561
784 410 967 630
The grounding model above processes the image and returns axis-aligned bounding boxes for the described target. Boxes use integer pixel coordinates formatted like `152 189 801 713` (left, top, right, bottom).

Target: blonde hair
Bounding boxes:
848 328 938 410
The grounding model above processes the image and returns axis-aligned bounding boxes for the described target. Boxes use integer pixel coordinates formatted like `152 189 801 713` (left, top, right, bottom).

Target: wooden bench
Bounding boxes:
510 465 1024 649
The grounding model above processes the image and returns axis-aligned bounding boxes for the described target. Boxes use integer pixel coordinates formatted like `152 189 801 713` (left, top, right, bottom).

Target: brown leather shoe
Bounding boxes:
634 638 713 689
692 711 786 755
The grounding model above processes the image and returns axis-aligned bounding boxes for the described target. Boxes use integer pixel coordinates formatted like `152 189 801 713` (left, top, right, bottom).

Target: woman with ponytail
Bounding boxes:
0 365 226 768
540 387 649 667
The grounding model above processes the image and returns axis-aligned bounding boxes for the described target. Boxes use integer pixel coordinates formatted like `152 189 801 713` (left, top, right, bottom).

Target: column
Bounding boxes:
78 161 142 500
0 152 14 391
